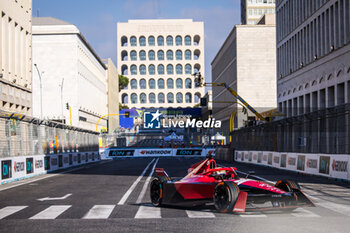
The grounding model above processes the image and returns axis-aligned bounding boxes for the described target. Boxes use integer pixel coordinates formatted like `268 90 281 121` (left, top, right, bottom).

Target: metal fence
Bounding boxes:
231 103 350 154
0 110 99 158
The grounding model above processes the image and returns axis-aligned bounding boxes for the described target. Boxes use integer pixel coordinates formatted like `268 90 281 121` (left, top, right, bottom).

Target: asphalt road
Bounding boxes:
1 157 350 233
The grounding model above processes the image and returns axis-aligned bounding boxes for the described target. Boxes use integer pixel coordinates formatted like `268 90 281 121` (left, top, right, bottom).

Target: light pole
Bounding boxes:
59 78 64 122
34 64 44 119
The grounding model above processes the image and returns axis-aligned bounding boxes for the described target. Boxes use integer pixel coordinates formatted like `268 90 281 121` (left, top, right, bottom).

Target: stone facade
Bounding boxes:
32 17 107 131
0 0 32 115
117 19 205 109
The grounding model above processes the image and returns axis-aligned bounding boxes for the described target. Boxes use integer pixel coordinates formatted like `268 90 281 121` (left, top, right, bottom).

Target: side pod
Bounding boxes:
233 191 248 212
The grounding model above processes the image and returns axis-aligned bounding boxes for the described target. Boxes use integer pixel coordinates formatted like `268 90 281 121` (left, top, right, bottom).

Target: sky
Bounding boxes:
32 0 241 83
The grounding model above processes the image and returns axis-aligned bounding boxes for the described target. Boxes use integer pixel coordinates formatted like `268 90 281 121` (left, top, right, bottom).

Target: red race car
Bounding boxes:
150 156 314 213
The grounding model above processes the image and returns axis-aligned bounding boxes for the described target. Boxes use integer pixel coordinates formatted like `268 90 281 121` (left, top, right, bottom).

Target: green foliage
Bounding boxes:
119 74 129 91
119 103 129 110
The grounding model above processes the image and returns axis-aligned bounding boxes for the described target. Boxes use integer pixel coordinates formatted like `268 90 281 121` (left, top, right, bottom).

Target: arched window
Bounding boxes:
167 78 174 89
166 36 173 46
195 93 201 103
139 36 146 46
157 64 164 74
176 78 183 88
121 36 127 47
131 79 137 89
131 93 137 103
185 50 191 60
121 50 128 61
130 36 137 46
139 50 146 60
140 93 146 104
176 36 182 46
130 65 137 75
167 64 174 75
148 36 155 46
176 64 182 74
149 93 156 103
194 64 201 73
185 36 191 46
122 93 128 103
157 50 164 60
130 50 137 61
185 78 192 88
148 50 155 60
121 65 128 75
158 93 165 103
194 35 200 45
167 93 174 103
157 36 164 46
166 50 173 60
185 93 192 103
148 65 155 75
158 78 165 89
176 93 183 103
149 79 156 89
140 65 146 75
176 50 182 60
194 49 200 60
140 79 146 89
185 64 192 74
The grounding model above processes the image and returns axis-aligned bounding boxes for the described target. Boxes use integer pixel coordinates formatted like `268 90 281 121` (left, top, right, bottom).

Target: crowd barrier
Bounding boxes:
0 151 100 185
102 148 216 159
235 150 350 181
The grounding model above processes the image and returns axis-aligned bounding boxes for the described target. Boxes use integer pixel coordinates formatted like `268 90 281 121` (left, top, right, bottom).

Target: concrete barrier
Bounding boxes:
234 150 350 181
0 151 99 185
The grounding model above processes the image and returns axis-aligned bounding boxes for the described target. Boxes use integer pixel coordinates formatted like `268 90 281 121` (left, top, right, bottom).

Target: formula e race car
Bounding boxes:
150 156 314 213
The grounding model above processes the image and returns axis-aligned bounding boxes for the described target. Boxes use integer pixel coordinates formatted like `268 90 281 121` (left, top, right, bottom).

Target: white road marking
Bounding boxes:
135 205 161 219
0 206 27 219
0 161 109 192
310 196 350 216
37 193 72 201
136 158 159 204
291 208 320 217
83 205 115 219
186 210 215 218
118 159 155 205
239 212 267 217
30 205 71 219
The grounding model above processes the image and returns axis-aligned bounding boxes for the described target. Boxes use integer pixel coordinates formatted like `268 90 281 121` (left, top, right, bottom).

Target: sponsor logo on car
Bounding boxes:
332 160 348 172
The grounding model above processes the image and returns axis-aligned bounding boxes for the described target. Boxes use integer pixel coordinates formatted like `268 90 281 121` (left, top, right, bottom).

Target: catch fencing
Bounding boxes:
231 103 350 154
0 110 99 158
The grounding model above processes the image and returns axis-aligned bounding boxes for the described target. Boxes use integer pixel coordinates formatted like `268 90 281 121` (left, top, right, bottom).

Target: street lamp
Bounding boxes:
34 64 44 119
59 78 65 122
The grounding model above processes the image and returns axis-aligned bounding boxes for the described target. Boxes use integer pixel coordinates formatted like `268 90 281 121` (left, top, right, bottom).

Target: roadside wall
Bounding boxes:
235 150 350 181
0 151 100 185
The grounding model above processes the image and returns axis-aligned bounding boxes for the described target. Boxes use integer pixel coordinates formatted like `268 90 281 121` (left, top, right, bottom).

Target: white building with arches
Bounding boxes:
117 19 205 109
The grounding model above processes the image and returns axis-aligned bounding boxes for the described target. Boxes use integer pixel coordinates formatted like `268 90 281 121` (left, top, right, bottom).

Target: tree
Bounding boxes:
119 74 129 91
119 103 129 110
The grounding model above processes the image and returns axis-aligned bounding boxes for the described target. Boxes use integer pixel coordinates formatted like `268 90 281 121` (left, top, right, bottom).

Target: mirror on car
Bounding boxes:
245 171 256 178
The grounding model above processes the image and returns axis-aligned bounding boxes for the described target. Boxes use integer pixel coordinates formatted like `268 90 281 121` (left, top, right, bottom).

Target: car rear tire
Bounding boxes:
150 178 163 207
213 181 240 213
275 180 300 192
275 180 300 209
